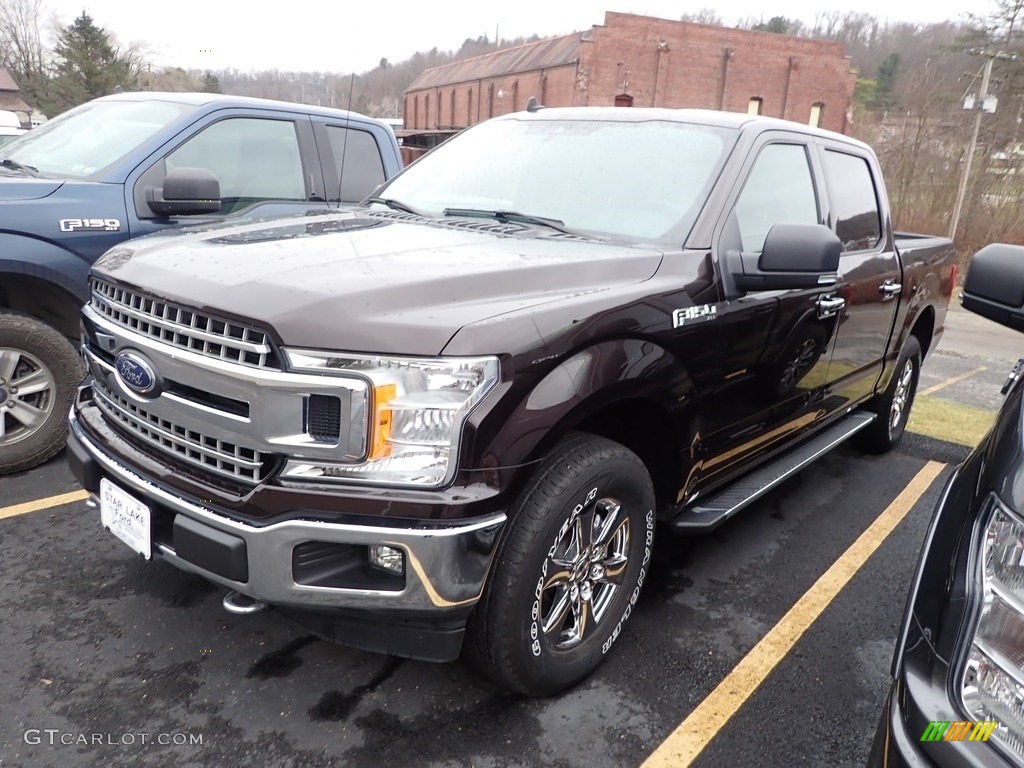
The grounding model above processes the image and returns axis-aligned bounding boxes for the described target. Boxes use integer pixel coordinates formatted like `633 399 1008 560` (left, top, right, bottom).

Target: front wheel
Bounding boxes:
0 312 84 475
465 433 656 697
859 335 921 454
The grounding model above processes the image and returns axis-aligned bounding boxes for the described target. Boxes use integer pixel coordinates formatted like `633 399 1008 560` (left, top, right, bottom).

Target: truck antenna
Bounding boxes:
335 72 356 209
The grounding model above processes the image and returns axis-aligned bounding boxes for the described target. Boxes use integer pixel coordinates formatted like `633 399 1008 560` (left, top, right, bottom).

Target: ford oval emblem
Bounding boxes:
114 351 159 396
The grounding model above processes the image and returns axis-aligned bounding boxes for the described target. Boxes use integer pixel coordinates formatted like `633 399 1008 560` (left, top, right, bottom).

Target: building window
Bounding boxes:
413 96 419 129
425 94 431 128
468 88 473 124
450 90 456 127
614 93 634 107
809 102 824 127
748 97 763 115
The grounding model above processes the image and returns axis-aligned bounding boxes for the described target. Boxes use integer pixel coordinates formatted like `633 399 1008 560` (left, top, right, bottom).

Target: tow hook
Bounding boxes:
223 590 266 615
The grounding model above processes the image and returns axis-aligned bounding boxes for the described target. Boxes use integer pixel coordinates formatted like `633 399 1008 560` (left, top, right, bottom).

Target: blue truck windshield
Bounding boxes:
0 99 198 179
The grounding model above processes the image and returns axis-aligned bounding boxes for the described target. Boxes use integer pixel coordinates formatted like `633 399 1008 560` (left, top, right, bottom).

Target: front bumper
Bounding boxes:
868 673 1015 768
68 401 506 658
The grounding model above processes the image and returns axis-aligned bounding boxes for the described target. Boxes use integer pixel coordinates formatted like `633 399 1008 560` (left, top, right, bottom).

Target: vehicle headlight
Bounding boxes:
281 350 500 488
960 500 1024 760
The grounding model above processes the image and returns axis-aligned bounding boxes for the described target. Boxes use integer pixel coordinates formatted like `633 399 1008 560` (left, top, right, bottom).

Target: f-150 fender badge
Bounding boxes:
59 218 121 232
673 304 718 328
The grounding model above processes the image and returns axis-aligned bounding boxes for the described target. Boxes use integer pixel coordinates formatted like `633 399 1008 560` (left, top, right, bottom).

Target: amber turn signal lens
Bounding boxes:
369 384 396 459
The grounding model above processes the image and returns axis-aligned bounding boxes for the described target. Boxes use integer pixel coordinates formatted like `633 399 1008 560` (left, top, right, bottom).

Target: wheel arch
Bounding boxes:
474 338 697 517
0 238 94 340
0 271 85 340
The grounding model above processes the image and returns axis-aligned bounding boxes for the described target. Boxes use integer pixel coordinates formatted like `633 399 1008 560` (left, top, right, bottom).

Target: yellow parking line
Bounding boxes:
0 490 90 521
640 460 946 768
918 366 987 397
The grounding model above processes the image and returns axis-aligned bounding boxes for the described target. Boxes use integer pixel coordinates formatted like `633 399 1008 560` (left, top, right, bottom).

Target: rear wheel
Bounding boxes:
465 433 656 697
859 335 921 454
0 312 83 474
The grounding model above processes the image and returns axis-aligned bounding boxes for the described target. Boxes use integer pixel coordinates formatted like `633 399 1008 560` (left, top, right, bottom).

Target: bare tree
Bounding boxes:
680 8 724 26
0 0 49 106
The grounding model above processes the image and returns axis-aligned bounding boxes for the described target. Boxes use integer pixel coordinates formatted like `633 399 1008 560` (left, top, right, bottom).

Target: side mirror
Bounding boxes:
733 224 842 291
961 243 1024 331
146 167 221 216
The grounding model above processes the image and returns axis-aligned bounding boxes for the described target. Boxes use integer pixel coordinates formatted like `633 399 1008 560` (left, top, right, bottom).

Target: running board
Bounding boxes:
669 411 877 532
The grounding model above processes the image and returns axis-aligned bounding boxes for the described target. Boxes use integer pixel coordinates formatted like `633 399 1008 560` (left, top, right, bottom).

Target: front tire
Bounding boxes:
859 335 921 454
0 312 84 475
465 433 656 697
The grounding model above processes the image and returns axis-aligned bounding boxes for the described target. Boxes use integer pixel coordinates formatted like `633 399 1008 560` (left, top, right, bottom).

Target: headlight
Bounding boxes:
281 350 500 487
960 501 1024 760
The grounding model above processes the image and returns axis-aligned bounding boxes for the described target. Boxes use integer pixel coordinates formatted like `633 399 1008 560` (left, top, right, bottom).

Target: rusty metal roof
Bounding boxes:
408 32 583 91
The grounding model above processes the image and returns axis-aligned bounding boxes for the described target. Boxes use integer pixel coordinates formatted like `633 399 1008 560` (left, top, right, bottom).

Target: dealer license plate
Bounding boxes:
100 478 152 560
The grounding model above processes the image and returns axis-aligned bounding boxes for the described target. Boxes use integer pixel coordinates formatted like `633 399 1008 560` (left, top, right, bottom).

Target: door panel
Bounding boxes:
696 139 837 487
819 148 900 409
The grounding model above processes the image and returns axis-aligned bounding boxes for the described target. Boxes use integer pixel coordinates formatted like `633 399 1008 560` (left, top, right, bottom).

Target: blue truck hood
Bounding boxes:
0 178 65 201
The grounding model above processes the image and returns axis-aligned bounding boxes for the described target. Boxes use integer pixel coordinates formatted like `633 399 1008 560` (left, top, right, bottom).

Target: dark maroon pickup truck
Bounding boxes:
66 106 956 696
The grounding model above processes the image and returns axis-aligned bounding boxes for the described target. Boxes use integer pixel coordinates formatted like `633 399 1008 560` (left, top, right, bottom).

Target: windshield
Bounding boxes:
0 99 199 179
376 116 738 243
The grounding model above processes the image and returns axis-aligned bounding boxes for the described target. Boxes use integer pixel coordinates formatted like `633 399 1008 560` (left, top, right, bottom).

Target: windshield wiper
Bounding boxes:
0 158 41 177
367 197 427 217
443 207 574 234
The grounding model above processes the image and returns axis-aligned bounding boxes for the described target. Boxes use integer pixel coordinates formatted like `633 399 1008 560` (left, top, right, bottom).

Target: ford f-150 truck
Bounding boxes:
0 91 402 474
66 106 956 697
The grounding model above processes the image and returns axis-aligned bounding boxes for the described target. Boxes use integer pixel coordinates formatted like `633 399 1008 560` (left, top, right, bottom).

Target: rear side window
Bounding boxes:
824 150 882 252
324 126 386 202
734 143 819 253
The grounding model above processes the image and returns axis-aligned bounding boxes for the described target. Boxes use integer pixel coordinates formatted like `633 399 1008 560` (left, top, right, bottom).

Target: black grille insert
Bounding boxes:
306 394 342 442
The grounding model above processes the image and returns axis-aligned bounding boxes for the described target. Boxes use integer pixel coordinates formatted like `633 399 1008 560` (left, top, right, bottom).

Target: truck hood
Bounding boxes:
92 210 666 355
0 177 65 201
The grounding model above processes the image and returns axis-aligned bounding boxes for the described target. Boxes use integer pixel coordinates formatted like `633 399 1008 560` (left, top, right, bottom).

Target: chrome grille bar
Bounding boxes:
90 278 277 369
93 379 269 483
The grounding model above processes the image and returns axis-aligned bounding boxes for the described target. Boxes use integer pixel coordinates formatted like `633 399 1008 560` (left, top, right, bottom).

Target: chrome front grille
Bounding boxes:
92 378 270 484
89 278 278 369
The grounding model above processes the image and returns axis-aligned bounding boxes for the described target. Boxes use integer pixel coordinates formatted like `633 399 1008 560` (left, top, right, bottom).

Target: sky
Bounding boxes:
38 0 978 75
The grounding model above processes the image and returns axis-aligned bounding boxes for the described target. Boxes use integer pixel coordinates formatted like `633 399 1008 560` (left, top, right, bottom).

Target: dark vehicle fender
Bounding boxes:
876 280 942 396
874 240 955 394
471 338 696 516
0 235 95 336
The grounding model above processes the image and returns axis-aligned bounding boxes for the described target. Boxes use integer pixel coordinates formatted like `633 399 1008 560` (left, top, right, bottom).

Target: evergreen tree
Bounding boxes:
50 12 140 111
871 53 901 110
753 16 792 34
202 71 222 93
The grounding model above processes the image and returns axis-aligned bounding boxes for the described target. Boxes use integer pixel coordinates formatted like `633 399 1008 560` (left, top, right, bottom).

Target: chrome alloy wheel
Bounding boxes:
889 359 915 437
539 496 631 650
0 347 57 446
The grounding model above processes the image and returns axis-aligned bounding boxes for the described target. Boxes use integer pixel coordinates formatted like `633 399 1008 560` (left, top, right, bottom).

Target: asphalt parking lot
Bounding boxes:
0 304 1018 768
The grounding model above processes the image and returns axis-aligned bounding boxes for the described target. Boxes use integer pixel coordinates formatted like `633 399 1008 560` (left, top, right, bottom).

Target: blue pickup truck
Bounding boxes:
0 91 403 474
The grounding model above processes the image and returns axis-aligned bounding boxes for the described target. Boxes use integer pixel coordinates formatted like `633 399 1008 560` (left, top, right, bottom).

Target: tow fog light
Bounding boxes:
368 545 405 576
960 503 1024 760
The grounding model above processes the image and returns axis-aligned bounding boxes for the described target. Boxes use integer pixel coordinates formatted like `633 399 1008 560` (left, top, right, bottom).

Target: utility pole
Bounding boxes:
950 49 1015 240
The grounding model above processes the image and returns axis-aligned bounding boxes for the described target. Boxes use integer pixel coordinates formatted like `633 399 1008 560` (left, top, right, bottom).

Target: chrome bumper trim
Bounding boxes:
71 408 506 613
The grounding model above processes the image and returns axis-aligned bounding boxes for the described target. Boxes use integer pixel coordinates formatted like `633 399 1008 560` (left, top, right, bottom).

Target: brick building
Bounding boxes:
403 11 856 149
